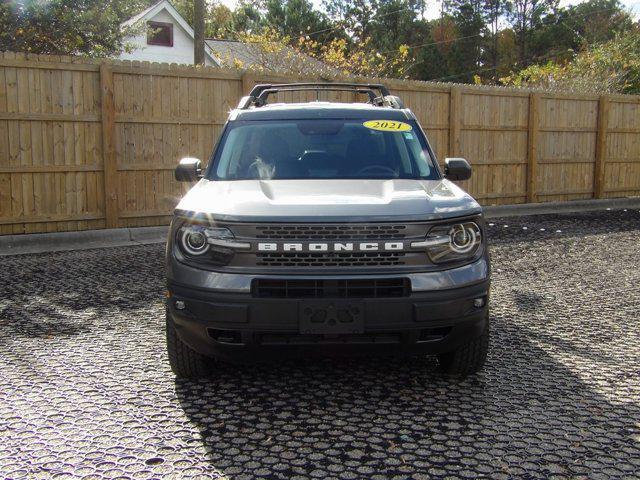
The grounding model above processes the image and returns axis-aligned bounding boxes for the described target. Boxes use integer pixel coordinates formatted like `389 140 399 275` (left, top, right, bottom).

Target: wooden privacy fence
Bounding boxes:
0 51 639 235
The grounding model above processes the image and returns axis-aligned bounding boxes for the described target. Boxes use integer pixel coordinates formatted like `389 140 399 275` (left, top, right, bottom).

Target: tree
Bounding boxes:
207 3 234 38
410 15 459 80
322 0 374 42
229 1 263 35
495 28 518 77
445 2 487 82
212 26 410 79
559 0 632 47
506 0 557 64
264 0 333 44
0 0 146 56
501 29 640 94
484 0 508 70
194 0 205 65
526 0 632 63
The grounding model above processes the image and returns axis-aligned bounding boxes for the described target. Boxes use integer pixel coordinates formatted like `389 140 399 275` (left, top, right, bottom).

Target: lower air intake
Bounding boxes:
252 278 410 299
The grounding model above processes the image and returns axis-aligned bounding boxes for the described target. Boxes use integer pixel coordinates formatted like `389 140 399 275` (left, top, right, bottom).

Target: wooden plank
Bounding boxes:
83 72 98 224
474 191 526 200
538 126 597 133
0 112 99 122
462 125 528 132
452 87 529 99
118 209 173 218
604 185 640 193
539 92 600 101
113 115 224 125
0 212 102 225
16 58 37 233
594 95 610 199
61 68 77 228
0 64 6 112
28 67 43 228
527 93 540 203
607 128 640 134
111 64 241 80
100 63 118 228
39 61 55 231
602 94 640 104
241 71 255 96
448 86 461 158
0 165 101 173
538 157 595 164
0 174 10 220
537 188 594 196
0 59 99 71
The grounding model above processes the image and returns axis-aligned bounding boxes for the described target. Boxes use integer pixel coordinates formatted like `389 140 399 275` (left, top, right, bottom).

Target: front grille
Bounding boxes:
252 278 411 298
257 252 406 267
218 222 432 271
255 224 408 240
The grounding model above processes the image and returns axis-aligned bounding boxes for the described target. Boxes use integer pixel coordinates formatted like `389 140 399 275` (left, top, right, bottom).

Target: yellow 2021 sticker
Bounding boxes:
363 120 412 132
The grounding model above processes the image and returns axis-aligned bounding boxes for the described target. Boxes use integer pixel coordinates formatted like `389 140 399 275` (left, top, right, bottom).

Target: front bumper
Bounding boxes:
167 275 490 361
167 256 490 293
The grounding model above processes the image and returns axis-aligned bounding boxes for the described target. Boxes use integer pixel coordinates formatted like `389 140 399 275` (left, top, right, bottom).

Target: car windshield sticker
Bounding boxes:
363 120 412 132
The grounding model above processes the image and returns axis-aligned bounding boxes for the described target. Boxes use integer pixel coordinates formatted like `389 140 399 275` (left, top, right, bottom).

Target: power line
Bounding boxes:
378 5 619 56
304 5 417 39
430 49 571 81
427 5 623 82
379 33 483 55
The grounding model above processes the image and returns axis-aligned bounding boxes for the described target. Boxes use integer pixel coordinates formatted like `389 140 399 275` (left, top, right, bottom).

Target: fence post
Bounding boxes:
100 63 118 229
241 71 255 96
594 95 609 199
448 86 461 158
527 93 540 203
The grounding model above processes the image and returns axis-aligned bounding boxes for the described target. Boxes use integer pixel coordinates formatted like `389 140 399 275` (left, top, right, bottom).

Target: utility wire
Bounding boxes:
430 48 573 81
303 5 417 39
402 7 617 82
379 5 619 56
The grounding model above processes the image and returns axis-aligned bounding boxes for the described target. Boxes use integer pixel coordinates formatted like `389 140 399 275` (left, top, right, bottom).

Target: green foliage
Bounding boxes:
526 0 634 64
264 0 332 41
213 27 410 79
448 4 487 82
501 30 640 94
0 0 146 56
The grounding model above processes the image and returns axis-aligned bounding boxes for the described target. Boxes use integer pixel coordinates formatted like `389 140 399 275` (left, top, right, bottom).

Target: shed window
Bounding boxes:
147 21 173 47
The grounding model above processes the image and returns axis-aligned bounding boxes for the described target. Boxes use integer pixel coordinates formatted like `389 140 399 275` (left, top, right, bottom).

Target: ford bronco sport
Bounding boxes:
166 83 490 378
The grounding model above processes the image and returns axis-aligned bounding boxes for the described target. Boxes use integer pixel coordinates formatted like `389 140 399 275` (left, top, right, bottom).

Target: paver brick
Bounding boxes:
0 210 639 479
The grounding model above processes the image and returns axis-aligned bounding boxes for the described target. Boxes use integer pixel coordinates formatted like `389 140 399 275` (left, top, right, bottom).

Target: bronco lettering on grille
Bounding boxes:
257 242 405 252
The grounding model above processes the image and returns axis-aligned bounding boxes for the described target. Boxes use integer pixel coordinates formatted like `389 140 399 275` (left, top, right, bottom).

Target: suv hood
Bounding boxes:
175 179 482 222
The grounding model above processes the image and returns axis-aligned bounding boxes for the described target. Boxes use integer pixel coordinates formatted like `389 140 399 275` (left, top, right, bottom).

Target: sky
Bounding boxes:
217 0 640 21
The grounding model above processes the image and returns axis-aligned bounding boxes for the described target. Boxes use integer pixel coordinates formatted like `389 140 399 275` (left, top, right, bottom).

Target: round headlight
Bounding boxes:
422 221 482 264
450 224 477 253
181 227 209 255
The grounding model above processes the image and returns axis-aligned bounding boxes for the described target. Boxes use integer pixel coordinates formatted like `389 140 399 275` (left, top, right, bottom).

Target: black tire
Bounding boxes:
437 316 489 376
166 307 212 378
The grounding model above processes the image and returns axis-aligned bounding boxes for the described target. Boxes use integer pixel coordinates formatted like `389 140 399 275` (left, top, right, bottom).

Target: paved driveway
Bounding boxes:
1 210 639 479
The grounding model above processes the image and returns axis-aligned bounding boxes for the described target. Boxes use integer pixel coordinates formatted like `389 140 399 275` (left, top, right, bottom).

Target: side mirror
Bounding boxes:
175 157 202 182
444 157 472 181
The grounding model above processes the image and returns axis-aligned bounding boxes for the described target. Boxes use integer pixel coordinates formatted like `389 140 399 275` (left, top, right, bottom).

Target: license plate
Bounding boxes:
299 301 365 334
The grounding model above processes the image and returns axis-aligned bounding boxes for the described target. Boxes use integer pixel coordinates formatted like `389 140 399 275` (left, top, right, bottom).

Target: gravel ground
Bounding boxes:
1 210 639 479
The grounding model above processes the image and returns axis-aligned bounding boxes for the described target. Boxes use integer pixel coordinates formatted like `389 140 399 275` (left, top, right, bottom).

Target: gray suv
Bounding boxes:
166 83 490 378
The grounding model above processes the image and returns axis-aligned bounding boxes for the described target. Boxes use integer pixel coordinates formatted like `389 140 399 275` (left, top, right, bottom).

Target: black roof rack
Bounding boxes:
236 82 404 110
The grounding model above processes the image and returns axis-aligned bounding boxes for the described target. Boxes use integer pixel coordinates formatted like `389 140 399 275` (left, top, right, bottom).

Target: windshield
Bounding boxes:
208 119 439 180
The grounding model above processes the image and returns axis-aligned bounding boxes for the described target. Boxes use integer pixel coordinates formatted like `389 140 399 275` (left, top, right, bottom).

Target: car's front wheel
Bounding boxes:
437 315 489 376
166 307 212 378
